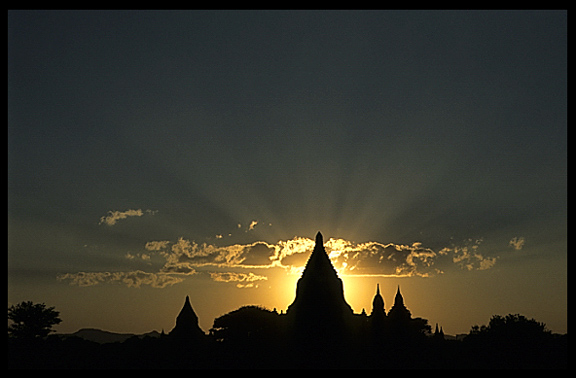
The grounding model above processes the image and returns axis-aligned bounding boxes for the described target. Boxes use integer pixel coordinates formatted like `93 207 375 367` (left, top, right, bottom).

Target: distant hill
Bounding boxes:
59 327 467 344
56 328 161 344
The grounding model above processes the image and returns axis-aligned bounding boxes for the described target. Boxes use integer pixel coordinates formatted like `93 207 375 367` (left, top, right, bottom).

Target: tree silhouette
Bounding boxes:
209 305 286 368
468 313 550 348
8 301 62 341
210 305 282 345
464 314 561 368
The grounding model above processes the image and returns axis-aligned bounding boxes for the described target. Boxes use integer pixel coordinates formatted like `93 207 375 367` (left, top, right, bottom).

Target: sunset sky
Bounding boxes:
8 10 566 335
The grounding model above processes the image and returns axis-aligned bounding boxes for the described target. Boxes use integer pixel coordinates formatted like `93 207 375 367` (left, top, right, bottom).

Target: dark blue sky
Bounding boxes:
8 10 566 334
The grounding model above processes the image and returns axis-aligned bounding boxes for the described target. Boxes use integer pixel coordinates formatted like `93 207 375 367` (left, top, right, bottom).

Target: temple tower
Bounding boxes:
169 295 205 340
387 285 412 322
370 283 386 318
286 232 353 321
286 232 354 357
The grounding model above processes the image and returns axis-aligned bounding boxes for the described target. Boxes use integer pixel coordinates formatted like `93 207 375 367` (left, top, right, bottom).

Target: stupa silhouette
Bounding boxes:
286 232 353 342
168 295 205 340
387 285 412 322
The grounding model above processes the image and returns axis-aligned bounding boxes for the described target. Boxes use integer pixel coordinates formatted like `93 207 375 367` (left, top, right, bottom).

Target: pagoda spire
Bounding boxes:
434 323 445 340
297 231 339 280
286 231 353 338
388 285 411 321
370 283 385 317
169 295 205 340
394 285 404 306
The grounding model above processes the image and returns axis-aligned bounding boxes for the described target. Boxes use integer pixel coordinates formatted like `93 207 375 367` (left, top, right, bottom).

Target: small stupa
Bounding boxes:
387 285 412 322
370 284 386 318
169 295 205 340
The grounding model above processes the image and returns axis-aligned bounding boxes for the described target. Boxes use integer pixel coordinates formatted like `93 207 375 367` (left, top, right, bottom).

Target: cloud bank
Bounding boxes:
58 234 501 289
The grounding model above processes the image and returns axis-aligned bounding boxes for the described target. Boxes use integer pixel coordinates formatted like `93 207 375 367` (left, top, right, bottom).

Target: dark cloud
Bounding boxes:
237 242 276 266
325 240 438 277
279 251 311 269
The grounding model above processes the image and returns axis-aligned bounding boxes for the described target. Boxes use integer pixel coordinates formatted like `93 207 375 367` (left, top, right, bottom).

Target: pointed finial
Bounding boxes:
315 231 323 246
376 283 380 295
394 285 404 306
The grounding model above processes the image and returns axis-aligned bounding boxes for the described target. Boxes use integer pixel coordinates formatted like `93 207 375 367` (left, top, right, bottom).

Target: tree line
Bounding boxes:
8 301 567 369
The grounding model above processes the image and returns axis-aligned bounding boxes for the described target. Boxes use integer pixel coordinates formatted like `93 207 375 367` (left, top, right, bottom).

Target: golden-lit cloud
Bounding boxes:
58 234 500 289
124 252 152 263
159 262 197 275
156 237 277 269
509 236 526 251
150 235 497 278
99 209 157 226
248 220 258 231
441 238 498 271
209 272 268 289
145 240 170 251
209 272 267 283
56 271 184 288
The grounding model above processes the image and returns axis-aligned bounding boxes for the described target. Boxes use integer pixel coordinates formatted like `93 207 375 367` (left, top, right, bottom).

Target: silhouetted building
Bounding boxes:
169 295 205 340
369 283 387 337
286 232 353 327
370 283 386 318
387 285 412 322
433 323 445 340
365 283 387 346
285 232 354 365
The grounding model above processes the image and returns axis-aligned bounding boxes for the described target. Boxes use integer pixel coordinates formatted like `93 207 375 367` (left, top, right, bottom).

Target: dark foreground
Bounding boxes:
8 331 567 369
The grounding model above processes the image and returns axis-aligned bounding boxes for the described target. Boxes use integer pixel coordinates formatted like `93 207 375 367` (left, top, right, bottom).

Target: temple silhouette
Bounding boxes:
172 232 420 339
285 232 354 346
168 295 205 341
170 231 430 367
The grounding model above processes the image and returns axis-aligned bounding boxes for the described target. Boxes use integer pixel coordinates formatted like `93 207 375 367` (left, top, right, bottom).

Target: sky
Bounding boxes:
8 10 566 335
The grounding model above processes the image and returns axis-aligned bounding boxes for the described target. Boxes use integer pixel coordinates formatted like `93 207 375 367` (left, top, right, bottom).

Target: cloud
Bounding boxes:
163 237 226 266
235 242 276 266
99 209 157 226
209 272 267 289
56 270 184 288
321 239 439 277
145 240 170 251
58 234 499 289
150 235 498 278
209 271 267 283
157 238 277 269
509 237 525 250
160 262 198 275
125 252 151 262
441 238 498 271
